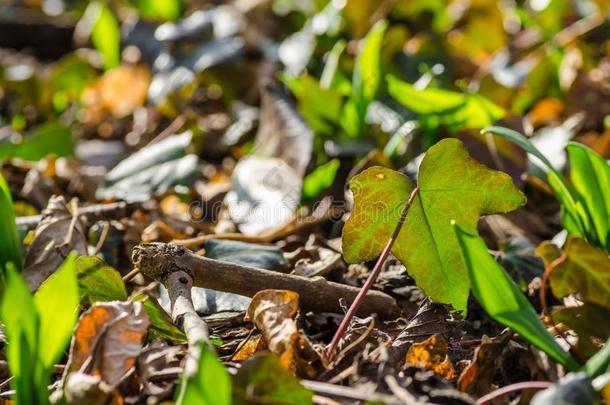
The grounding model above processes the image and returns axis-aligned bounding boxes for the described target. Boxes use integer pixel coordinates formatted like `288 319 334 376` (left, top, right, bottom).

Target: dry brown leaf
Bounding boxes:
231 334 264 361
246 289 299 369
527 97 564 127
458 332 511 396
82 65 151 119
22 195 88 291
405 334 456 380
65 301 150 388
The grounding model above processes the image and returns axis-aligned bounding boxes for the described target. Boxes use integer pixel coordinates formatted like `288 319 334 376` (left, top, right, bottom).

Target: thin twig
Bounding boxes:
146 115 186 147
325 187 419 360
540 253 585 363
92 221 111 256
122 267 141 282
477 381 553 404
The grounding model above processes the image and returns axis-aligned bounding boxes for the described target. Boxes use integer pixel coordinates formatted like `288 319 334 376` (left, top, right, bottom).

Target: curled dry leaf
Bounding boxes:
458 332 511 396
22 195 88 291
246 289 300 369
64 301 150 390
246 289 320 376
405 334 456 380
389 300 450 366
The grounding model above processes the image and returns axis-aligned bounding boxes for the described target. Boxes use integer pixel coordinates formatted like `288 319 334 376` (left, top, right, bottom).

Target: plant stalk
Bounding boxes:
325 186 419 360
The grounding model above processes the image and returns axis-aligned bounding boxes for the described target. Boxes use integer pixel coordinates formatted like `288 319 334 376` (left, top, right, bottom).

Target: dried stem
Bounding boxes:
476 381 553 404
540 253 585 363
325 187 420 360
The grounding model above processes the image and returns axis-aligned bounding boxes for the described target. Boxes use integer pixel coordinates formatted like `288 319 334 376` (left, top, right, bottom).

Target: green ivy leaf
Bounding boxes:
75 256 127 305
343 138 525 312
537 237 610 311
0 123 74 162
233 354 313 405
133 294 187 344
302 159 340 201
453 224 579 370
180 343 231 405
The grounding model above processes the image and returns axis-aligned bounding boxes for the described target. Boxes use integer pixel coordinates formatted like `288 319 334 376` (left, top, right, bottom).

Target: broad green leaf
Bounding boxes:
453 224 579 370
343 138 526 312
34 252 79 369
0 171 22 272
454 93 505 129
180 343 231 405
233 354 313 405
87 2 120 70
0 123 74 161
284 74 343 135
554 304 610 357
134 294 187 343
349 19 387 136
387 75 466 114
583 337 610 377
302 159 340 201
353 20 387 108
566 142 610 251
75 256 127 305
135 0 182 21
388 76 504 129
537 237 610 311
339 98 361 137
0 264 40 405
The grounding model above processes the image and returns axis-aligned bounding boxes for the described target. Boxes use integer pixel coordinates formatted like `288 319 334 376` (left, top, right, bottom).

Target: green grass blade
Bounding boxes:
453 222 579 370
483 126 587 237
566 142 610 250
34 252 80 369
0 172 22 272
0 264 41 405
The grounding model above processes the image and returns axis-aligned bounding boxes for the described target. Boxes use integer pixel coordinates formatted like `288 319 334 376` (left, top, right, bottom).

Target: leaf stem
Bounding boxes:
325 186 419 360
540 253 585 364
476 381 553 404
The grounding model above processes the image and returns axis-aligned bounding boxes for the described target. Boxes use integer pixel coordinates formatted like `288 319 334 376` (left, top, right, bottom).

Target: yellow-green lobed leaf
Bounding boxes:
537 237 610 311
343 138 526 312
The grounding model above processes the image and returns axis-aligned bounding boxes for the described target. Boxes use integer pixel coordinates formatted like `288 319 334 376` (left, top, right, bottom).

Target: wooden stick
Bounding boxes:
132 243 400 319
